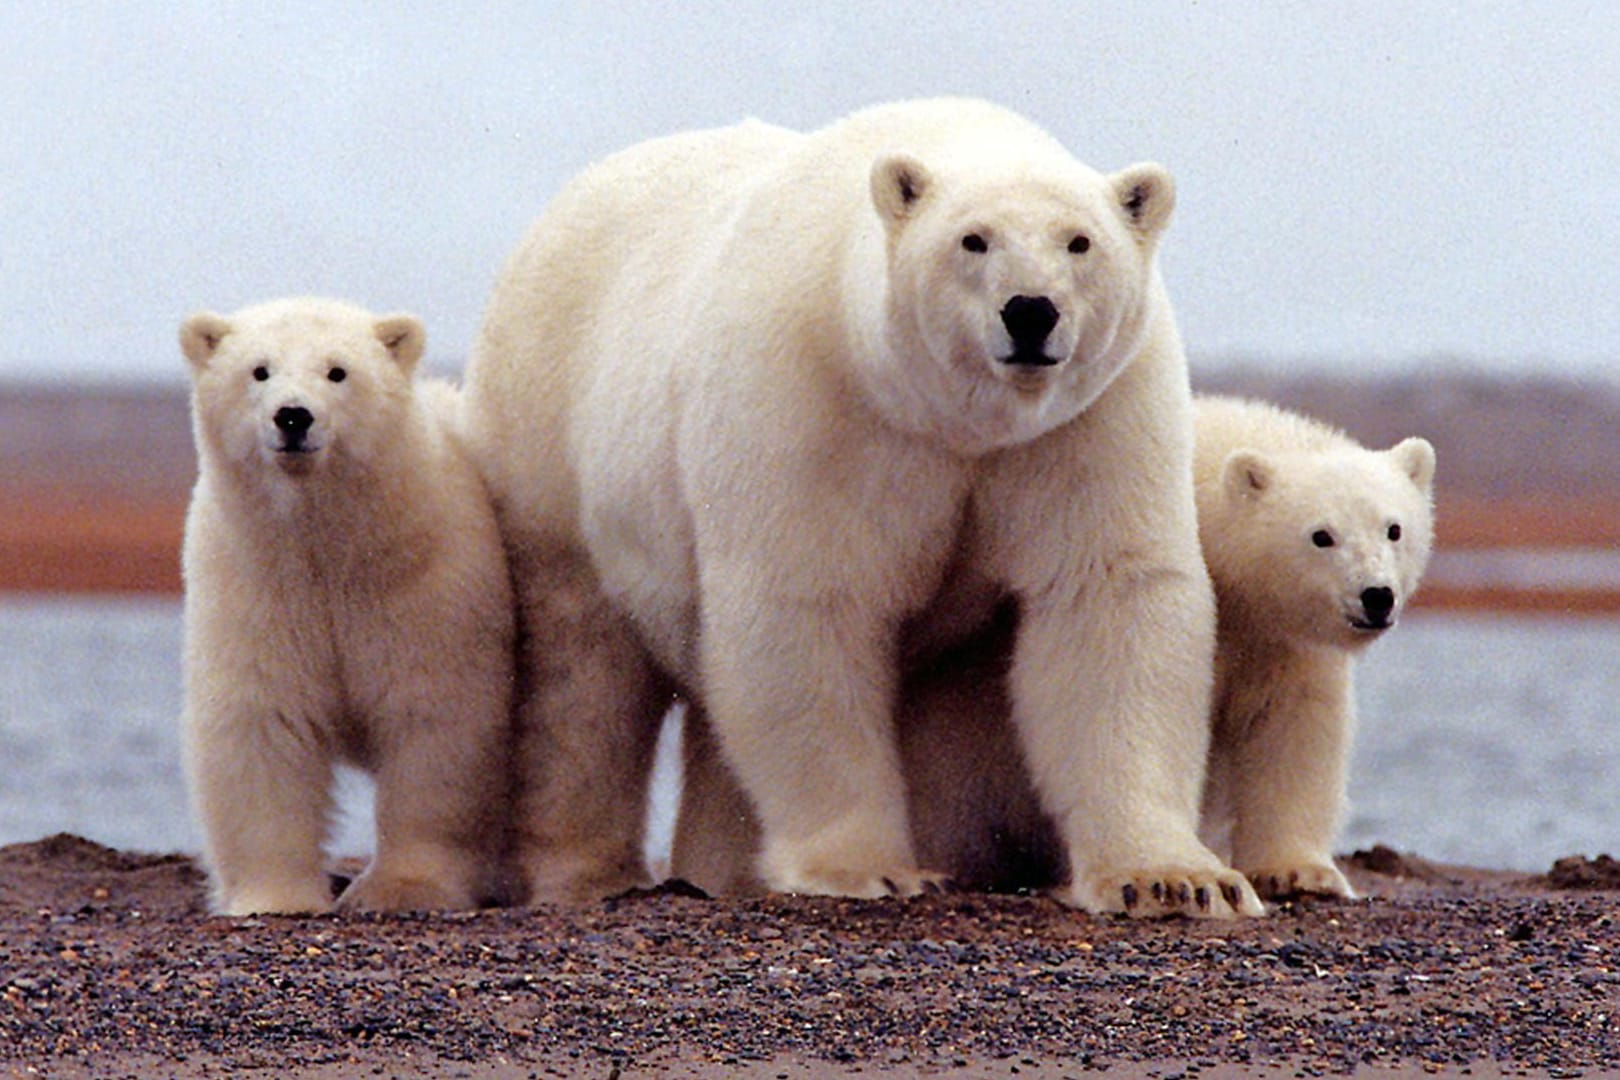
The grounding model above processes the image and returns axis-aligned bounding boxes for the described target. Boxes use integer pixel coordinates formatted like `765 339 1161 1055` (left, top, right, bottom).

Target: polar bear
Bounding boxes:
1193 395 1436 898
464 98 1261 917
821 396 1435 901
179 297 514 916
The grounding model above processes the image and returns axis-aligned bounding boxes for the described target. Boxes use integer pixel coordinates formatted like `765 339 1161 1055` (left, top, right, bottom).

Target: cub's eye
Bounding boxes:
961 233 988 253
328 365 347 383
1388 523 1402 542
1311 529 1335 549
1068 234 1091 254
252 365 270 382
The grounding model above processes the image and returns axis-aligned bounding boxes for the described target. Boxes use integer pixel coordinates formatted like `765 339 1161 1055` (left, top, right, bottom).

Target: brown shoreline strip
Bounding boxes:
6 512 1620 613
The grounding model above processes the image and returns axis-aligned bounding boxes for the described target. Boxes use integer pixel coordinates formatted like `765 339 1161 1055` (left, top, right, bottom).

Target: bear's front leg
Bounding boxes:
698 583 932 898
183 700 337 916
1011 581 1264 920
1221 654 1357 901
338 663 513 913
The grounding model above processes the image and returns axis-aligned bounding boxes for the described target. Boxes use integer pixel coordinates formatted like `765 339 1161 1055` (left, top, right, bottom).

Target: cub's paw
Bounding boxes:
219 880 334 917
1246 862 1356 901
1069 867 1266 920
336 870 476 914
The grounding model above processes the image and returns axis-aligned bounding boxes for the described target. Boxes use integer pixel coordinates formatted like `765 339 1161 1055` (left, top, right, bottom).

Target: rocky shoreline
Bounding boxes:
2 835 1617 1078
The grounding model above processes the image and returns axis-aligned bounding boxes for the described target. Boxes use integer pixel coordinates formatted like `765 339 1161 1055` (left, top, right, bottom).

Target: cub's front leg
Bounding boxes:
1216 651 1357 901
183 590 337 916
184 696 337 916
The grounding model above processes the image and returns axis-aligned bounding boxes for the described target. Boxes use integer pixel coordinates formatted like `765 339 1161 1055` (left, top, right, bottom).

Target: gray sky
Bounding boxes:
3 1 1617 384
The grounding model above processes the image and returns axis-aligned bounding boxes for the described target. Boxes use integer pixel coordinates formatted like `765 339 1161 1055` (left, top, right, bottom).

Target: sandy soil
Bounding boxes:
2 835 1617 1078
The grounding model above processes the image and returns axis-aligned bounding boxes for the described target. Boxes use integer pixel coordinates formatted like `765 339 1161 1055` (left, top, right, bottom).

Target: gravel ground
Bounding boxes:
2 834 1617 1078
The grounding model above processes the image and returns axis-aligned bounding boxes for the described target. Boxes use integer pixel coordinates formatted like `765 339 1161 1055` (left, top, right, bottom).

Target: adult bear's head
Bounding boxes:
867 144 1174 454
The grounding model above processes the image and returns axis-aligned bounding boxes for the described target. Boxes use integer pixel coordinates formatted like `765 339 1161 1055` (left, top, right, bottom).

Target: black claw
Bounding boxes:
1177 882 1193 905
1195 886 1211 911
1222 882 1242 909
882 877 899 896
1122 883 1140 910
1151 881 1165 903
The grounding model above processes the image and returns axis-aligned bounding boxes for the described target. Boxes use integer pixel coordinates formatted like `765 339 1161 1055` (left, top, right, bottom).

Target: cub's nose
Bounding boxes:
275 406 314 437
1000 294 1060 352
1360 586 1396 627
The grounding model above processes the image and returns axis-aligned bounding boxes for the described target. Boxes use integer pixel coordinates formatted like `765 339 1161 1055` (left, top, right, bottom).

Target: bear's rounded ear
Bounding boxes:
373 314 426 374
1389 436 1437 493
1224 449 1275 503
1110 163 1175 240
870 151 933 233
179 312 232 371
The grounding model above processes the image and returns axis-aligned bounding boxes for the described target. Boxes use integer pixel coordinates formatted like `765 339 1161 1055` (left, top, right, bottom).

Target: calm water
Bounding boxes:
1 596 1615 873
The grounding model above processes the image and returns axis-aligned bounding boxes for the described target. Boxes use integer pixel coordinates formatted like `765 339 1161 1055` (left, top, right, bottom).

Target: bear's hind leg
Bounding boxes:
509 551 670 904
669 705 765 895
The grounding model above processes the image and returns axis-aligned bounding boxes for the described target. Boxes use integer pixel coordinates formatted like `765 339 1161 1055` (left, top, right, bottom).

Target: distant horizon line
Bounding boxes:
2 351 1617 392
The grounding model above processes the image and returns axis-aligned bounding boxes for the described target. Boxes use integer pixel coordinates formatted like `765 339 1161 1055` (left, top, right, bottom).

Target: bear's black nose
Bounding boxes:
1360 586 1395 626
1000 295 1060 353
275 406 314 438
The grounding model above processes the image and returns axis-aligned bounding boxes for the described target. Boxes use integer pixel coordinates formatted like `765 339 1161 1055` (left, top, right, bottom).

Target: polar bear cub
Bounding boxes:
1195 395 1435 899
179 297 513 916
465 97 1261 917
892 395 1436 902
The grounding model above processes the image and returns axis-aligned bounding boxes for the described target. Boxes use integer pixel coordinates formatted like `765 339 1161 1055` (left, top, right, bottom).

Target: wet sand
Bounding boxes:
2 835 1617 1077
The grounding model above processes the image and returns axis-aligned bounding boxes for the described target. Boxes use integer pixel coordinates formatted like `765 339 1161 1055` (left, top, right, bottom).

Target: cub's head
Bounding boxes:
868 148 1173 451
1215 438 1437 649
179 298 424 479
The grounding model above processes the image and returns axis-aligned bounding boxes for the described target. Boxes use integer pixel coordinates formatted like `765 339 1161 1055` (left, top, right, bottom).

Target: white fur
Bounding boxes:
1195 395 1436 899
179 297 513 915
465 98 1258 916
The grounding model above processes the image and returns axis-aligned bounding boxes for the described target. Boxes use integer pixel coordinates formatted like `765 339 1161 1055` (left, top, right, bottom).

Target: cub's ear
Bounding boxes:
870 151 933 234
179 312 232 371
1110 163 1175 240
373 314 426 374
1389 436 1437 494
1224 449 1275 503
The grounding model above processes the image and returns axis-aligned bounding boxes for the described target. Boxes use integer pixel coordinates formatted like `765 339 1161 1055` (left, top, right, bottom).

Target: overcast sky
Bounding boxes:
3 2 1617 385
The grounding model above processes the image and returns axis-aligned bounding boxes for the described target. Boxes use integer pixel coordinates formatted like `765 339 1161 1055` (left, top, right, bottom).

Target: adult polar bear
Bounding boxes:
465 98 1263 917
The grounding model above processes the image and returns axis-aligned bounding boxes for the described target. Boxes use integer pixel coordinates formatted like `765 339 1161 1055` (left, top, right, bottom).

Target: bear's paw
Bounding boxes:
1246 861 1356 902
220 880 336 918
1067 866 1266 920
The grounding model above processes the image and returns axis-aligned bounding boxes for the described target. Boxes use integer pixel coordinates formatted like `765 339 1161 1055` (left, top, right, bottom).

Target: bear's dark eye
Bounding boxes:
252 365 270 382
328 365 347 383
961 233 988 253
1311 529 1335 549
1068 234 1091 254
1388 523 1402 542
